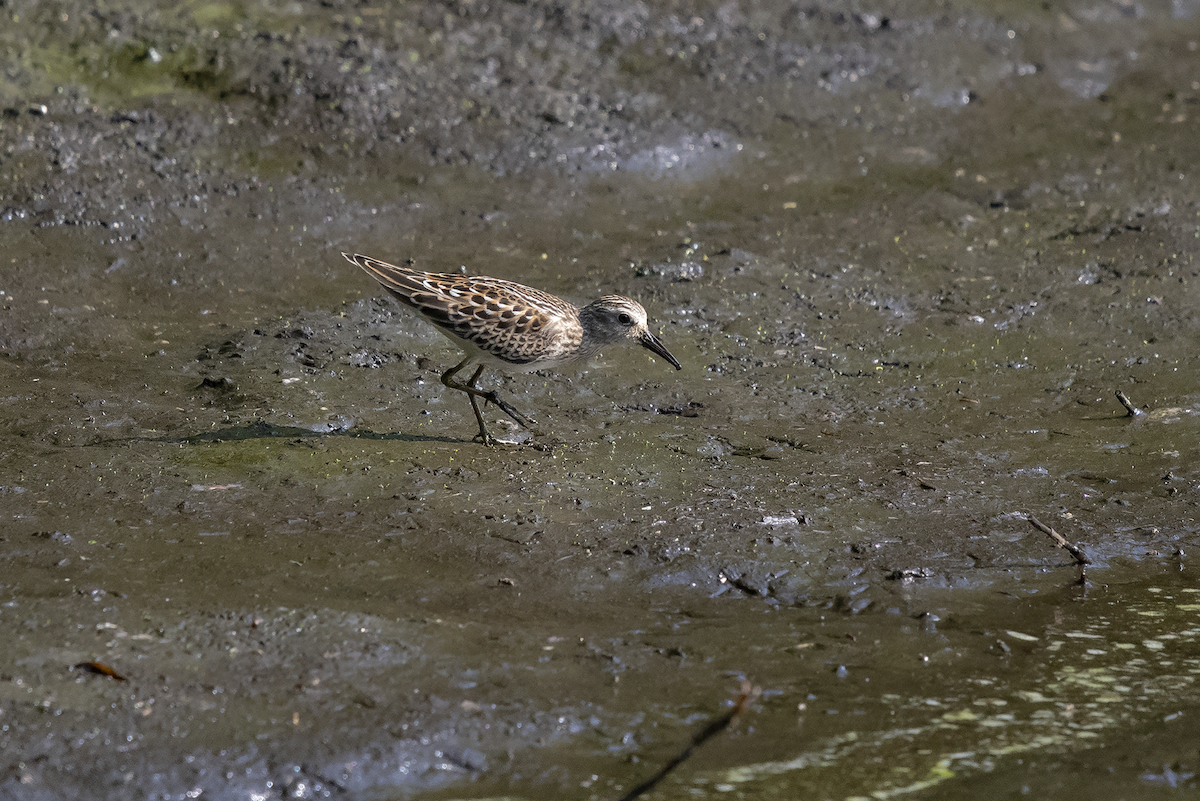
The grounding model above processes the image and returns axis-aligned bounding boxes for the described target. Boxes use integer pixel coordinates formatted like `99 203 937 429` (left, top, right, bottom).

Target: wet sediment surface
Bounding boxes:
2 1 1200 798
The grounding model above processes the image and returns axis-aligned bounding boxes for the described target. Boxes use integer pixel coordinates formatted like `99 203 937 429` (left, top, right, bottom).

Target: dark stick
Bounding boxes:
1026 513 1091 565
1115 390 1145 417
73 661 128 681
615 682 760 801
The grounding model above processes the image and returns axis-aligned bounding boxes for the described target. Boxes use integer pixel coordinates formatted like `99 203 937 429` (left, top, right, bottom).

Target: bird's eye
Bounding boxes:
618 312 632 325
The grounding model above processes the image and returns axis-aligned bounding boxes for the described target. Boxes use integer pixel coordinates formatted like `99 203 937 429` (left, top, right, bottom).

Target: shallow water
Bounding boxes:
2 0 1199 798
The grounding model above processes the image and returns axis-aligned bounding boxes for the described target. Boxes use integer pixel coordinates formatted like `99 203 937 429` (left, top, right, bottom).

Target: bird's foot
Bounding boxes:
472 426 532 447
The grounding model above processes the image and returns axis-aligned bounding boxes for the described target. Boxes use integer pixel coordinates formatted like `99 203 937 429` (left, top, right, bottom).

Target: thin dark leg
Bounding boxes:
441 357 534 444
464 365 490 443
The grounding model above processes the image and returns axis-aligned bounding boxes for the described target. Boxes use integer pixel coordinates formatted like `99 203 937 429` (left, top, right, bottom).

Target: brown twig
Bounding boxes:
1026 514 1091 565
73 661 128 681
1115 390 1145 417
615 682 760 801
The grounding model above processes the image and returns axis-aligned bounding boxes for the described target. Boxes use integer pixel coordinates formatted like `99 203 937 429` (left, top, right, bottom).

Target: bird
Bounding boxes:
343 252 681 444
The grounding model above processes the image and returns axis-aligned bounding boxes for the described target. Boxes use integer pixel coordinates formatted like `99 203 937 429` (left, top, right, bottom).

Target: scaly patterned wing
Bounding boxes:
345 252 579 365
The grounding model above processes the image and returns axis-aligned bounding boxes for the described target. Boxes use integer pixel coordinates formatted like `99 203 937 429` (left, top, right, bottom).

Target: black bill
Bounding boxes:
640 330 682 370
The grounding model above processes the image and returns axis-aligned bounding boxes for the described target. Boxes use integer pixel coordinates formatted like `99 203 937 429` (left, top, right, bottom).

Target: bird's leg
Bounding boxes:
463 366 493 444
441 359 493 443
441 358 534 444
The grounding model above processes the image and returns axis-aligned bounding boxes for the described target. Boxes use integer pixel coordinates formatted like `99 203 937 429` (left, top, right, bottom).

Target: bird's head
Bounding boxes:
584 296 682 370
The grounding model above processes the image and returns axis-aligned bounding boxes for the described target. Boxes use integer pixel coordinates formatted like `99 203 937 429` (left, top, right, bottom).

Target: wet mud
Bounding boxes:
2 0 1200 798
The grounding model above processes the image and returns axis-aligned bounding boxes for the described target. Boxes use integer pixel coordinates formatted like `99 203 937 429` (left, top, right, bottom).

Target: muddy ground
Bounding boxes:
2 1 1200 799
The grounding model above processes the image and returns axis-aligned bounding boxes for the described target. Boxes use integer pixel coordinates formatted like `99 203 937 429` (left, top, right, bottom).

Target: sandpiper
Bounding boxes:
344 252 681 444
